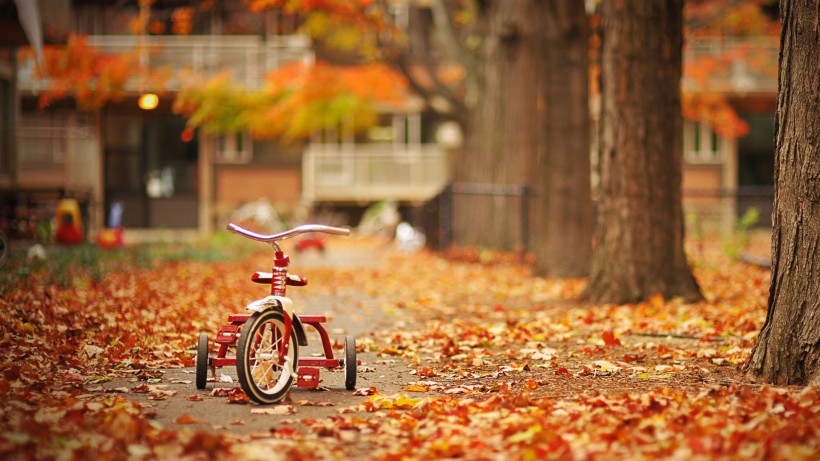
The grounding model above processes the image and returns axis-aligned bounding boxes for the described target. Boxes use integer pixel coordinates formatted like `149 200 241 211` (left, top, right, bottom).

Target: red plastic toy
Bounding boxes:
195 223 357 404
97 227 124 249
294 235 325 253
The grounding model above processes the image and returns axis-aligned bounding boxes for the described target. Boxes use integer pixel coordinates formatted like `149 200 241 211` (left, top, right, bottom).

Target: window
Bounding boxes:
18 115 69 169
214 132 252 163
684 120 723 164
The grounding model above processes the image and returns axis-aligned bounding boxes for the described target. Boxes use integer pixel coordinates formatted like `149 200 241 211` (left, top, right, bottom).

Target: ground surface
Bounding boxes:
3 230 818 460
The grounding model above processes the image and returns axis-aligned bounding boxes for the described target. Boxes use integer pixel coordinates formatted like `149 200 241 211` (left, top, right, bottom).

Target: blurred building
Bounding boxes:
680 37 777 231
10 0 447 237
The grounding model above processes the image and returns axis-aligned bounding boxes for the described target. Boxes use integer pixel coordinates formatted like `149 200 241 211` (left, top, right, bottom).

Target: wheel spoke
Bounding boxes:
252 359 276 387
249 321 288 389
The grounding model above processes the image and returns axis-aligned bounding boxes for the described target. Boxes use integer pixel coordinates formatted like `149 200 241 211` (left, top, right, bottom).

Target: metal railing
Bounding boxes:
302 143 449 203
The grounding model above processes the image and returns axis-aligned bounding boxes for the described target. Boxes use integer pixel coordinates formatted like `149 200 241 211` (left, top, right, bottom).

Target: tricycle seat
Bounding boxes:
252 271 308 286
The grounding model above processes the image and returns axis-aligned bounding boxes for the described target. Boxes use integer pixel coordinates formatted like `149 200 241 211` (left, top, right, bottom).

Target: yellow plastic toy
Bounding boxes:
54 199 83 245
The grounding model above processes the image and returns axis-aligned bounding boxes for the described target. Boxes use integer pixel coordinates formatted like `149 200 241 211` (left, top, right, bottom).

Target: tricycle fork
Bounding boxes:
279 310 294 364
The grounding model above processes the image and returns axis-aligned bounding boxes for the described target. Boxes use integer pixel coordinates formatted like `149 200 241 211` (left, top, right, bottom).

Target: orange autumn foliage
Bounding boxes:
28 0 779 142
35 34 135 110
246 0 375 18
254 0 777 140
252 60 408 139
265 60 406 108
681 0 779 137
682 93 750 138
173 60 407 140
32 33 170 111
684 0 780 37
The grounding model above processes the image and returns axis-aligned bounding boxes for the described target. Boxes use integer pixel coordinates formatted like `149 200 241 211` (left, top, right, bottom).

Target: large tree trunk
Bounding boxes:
744 0 820 386
587 0 702 304
453 0 540 251
531 1 592 278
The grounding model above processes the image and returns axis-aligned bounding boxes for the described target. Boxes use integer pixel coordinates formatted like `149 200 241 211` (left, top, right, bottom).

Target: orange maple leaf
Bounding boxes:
602 330 622 347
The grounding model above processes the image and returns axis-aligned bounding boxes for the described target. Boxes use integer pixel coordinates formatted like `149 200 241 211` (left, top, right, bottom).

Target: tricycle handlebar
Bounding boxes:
227 222 351 244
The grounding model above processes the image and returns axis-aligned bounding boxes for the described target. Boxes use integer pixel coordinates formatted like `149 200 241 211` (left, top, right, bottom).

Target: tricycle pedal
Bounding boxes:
296 367 321 389
215 324 241 344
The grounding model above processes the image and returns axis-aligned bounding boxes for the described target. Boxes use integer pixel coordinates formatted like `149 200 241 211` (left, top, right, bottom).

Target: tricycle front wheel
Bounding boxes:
195 333 209 390
344 335 357 390
236 309 299 404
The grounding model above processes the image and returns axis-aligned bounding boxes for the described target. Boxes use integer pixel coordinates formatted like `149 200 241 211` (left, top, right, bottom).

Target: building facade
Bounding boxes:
9 0 447 238
681 37 777 232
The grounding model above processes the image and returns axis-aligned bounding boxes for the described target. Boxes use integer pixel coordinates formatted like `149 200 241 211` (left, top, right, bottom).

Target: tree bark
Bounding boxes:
587 0 702 304
531 0 592 278
452 0 541 251
744 0 820 386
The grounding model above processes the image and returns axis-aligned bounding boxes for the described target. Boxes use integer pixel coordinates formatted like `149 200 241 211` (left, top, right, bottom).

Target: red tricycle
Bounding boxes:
195 223 357 404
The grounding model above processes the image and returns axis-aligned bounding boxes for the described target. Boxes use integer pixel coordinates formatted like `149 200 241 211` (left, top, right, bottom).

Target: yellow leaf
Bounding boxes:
508 424 542 443
404 383 429 393
369 393 422 409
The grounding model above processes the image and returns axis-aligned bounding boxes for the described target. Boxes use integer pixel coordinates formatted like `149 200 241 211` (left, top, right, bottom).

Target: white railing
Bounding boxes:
683 37 778 93
19 35 775 95
303 143 449 203
17 34 313 92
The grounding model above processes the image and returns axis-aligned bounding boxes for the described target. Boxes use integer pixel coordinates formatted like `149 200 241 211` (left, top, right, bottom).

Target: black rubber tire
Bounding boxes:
344 335 357 390
236 309 298 404
195 333 209 390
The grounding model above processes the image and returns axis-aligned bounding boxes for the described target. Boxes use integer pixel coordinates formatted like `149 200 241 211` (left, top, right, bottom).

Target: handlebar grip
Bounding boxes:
316 226 351 236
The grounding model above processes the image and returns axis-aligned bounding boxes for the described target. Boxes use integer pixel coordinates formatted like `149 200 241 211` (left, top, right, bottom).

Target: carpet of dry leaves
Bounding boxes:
1 232 818 460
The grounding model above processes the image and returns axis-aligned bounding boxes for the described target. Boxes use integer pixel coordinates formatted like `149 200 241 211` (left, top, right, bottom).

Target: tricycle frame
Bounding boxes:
195 223 358 403
208 313 344 370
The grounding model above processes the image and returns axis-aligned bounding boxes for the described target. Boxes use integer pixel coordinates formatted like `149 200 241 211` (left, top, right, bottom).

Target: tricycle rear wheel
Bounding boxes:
195 333 209 389
236 309 298 404
344 335 357 390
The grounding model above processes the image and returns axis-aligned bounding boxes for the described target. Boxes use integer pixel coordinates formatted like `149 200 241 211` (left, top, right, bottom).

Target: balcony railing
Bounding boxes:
18 35 775 96
683 37 778 94
303 143 449 203
17 34 313 93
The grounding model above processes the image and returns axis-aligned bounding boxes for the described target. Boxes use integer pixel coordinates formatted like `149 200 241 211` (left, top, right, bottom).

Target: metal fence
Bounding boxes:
683 186 774 232
420 184 774 252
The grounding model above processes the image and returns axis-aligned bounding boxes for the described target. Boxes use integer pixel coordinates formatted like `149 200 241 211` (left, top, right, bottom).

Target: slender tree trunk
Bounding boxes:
587 0 702 304
453 0 540 251
531 0 592 278
744 0 820 386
